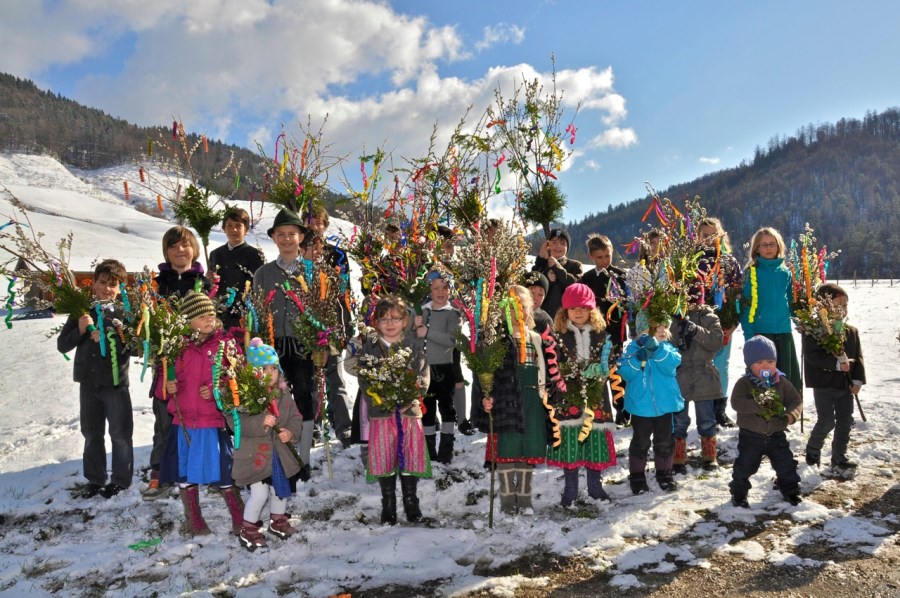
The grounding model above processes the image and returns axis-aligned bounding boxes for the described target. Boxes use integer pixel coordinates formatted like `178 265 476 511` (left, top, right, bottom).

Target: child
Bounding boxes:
253 208 316 481
802 283 866 472
208 207 265 329
475 286 552 515
232 338 303 551
581 234 631 426
144 226 212 500
670 291 725 472
730 335 803 507
618 317 683 494
156 226 211 297
57 259 133 499
740 227 802 390
417 271 461 464
547 283 617 506
696 217 742 429
345 296 430 525
531 228 582 318
523 271 554 335
156 291 245 536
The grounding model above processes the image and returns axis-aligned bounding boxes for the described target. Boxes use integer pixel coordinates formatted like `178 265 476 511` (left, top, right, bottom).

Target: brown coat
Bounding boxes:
671 305 724 402
731 375 802 436
228 387 303 486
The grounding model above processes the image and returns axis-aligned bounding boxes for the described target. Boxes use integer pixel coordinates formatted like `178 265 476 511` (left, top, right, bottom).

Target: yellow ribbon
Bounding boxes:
367 387 382 406
541 392 562 448
748 266 758 324
578 407 595 442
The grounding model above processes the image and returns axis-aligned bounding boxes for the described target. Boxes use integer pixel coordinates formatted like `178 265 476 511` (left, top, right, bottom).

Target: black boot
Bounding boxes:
378 476 397 525
425 434 437 461
437 433 455 465
400 475 422 523
561 468 579 507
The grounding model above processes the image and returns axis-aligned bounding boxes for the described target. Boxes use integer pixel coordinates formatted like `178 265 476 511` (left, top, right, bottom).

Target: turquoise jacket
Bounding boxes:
618 340 684 417
740 256 793 339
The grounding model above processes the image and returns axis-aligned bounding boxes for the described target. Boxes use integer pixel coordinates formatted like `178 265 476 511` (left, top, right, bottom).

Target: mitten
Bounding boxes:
644 337 659 353
635 347 650 362
635 334 650 348
584 362 608 379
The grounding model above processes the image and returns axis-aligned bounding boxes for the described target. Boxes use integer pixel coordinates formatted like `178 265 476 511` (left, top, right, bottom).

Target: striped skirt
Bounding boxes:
367 414 432 481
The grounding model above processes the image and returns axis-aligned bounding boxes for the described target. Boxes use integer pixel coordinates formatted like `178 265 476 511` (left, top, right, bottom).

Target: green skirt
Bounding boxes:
491 362 548 465
546 422 617 471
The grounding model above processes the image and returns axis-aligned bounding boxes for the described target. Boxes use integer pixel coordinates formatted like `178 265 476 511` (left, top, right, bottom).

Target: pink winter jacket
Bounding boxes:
155 327 243 429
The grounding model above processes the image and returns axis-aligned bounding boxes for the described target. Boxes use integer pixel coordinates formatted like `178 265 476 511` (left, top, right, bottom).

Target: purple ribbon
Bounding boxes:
395 405 405 472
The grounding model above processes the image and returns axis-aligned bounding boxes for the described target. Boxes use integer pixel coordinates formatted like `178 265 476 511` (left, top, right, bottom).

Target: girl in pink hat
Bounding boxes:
547 283 617 506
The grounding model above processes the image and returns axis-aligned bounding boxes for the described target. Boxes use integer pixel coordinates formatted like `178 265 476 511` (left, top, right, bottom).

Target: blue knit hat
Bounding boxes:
743 335 777 367
246 337 280 368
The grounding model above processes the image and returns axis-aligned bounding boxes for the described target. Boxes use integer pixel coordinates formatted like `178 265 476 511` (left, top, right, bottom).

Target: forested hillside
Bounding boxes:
565 108 900 278
0 73 266 201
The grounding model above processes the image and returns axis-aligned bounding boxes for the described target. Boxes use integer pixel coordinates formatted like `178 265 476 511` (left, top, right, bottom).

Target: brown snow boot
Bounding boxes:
701 436 719 470
673 437 688 475
179 485 211 537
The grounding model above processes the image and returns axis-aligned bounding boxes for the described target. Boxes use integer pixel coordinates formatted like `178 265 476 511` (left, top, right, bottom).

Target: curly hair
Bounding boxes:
552 305 606 334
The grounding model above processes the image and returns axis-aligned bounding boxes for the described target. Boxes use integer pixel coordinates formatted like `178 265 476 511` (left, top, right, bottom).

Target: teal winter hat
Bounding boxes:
246 337 280 368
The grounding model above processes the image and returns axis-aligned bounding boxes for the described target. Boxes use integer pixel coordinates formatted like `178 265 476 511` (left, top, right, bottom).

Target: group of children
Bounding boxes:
60 209 866 547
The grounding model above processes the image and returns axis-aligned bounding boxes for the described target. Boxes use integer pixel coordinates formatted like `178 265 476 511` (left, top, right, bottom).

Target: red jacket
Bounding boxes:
155 327 243 429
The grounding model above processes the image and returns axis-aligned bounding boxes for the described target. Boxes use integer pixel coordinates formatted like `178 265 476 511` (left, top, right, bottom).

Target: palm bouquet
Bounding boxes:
786 224 844 356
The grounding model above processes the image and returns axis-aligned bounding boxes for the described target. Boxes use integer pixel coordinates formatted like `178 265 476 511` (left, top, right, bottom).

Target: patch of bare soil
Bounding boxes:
455 465 900 598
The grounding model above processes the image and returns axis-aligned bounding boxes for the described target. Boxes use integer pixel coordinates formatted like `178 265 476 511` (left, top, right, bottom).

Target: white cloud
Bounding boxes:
581 159 602 172
475 23 526 51
699 156 721 165
587 127 638 149
1 0 636 191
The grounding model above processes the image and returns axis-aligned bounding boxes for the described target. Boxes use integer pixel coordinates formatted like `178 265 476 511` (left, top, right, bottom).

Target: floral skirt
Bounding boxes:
546 421 617 471
367 414 432 481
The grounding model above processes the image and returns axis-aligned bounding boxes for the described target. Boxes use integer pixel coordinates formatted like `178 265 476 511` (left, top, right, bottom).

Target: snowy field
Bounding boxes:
0 153 897 596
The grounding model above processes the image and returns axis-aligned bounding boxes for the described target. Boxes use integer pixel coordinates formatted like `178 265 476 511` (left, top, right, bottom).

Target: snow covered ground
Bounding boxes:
0 153 897 596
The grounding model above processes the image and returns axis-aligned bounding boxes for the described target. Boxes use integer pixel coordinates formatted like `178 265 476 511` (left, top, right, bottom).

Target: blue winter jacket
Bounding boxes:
618 340 684 417
740 256 793 339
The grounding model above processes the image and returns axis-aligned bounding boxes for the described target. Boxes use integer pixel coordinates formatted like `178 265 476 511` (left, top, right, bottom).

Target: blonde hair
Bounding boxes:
553 305 606 334
697 217 732 253
510 285 536 330
747 227 786 266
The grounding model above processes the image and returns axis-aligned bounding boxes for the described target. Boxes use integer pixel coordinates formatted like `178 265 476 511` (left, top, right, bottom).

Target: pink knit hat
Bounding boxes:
561 283 596 310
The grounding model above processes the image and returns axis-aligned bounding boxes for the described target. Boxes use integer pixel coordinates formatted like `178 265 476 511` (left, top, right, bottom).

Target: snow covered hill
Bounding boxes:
0 152 897 596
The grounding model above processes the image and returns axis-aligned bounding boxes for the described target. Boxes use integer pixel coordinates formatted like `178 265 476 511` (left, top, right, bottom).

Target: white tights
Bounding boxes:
242 481 287 522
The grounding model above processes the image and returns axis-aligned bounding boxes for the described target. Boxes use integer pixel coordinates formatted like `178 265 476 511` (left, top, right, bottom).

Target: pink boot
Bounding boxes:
179 485 211 537
220 486 245 535
267 513 299 539
238 520 267 551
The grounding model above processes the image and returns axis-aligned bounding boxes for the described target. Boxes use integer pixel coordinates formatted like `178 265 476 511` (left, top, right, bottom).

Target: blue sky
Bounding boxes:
2 0 899 225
